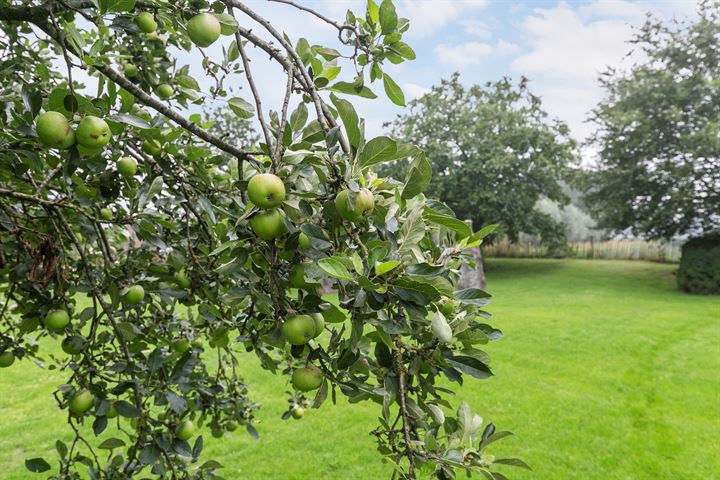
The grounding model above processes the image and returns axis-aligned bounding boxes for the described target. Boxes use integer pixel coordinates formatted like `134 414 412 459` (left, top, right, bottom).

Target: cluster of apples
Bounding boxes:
248 173 287 240
135 10 221 48
282 314 326 392
35 111 112 151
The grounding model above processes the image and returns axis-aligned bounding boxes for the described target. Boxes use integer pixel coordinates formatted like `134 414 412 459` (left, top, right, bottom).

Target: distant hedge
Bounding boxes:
677 232 720 294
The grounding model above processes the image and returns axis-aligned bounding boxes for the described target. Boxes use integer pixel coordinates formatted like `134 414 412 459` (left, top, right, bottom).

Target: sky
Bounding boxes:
63 0 700 156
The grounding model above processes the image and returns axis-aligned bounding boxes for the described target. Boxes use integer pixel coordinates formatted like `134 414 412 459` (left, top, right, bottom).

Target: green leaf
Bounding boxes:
318 258 353 281
228 41 240 61
383 74 405 106
466 224 498 247
402 151 431 199
330 93 362 149
328 81 377 99
379 0 398 34
389 41 416 60
25 458 51 473
289 103 308 132
454 288 492 306
423 207 472 237
175 74 200 91
367 0 379 24
493 458 532 470
375 260 400 275
228 97 255 119
106 113 150 129
102 0 136 13
215 13 239 35
98 438 126 450
446 355 493 379
114 400 141 418
359 136 397 167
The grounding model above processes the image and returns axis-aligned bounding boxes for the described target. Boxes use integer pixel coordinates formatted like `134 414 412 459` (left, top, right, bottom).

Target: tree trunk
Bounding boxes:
458 220 487 290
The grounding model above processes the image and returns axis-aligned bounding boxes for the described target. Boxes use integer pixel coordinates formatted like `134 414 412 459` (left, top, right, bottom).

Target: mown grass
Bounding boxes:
1 259 718 479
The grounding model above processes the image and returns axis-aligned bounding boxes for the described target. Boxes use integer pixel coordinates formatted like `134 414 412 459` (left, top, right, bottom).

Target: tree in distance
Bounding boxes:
68 389 94 415
334 188 375 222
175 420 196 441
76 116 111 148
44 309 70 332
134 12 156 33
0 351 14 368
156 83 173 99
292 365 323 391
117 156 137 178
250 209 286 240
282 314 316 345
123 285 145 304
36 111 75 149
247 173 286 208
187 13 221 48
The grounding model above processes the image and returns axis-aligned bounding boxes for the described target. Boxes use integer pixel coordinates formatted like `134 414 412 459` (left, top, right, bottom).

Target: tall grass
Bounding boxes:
484 238 682 263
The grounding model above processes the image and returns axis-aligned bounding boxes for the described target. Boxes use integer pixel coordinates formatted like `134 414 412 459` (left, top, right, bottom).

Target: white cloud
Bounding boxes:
459 19 492 38
436 40 520 66
403 83 432 99
397 0 489 36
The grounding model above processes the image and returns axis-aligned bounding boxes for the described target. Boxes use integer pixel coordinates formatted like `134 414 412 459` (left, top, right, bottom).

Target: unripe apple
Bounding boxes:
176 419 196 441
123 63 138 77
135 12 157 33
291 365 323 392
282 314 316 345
117 157 137 178
298 232 312 249
171 338 190 353
311 313 325 338
68 389 94 415
61 335 85 355
0 351 15 368
36 111 75 149
291 405 305 419
45 309 70 332
142 139 162 156
250 209 286 240
123 285 145 305
76 116 111 148
225 420 238 431
156 83 174 99
106 402 118 419
247 173 286 209
187 13 221 48
334 188 375 222
99 208 113 221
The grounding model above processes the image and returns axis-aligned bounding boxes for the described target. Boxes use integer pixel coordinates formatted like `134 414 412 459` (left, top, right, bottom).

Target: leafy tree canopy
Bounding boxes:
384 73 578 242
584 1 720 239
0 1 523 479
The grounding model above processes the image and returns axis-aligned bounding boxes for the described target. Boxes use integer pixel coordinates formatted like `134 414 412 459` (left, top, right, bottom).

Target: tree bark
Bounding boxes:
459 220 487 290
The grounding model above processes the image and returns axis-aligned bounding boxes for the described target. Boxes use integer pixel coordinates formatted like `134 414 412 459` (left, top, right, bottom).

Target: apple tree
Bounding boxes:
0 1 524 478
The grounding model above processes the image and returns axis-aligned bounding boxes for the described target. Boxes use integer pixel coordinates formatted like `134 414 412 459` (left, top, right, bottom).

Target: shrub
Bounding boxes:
677 232 720 294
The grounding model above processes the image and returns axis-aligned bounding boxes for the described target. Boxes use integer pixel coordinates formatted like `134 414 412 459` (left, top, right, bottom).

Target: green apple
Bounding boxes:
247 173 286 209
250 209 286 240
174 271 191 288
311 313 324 338
176 419 196 441
291 405 305 419
61 336 85 355
334 188 375 222
225 420 238 431
135 12 157 33
123 63 138 77
142 139 162 156
117 157 137 178
36 111 75 149
76 116 111 148
282 314 316 345
0 351 14 368
99 208 113 221
123 285 145 304
438 298 457 316
106 402 118 419
291 365 323 391
171 338 190 353
156 83 174 99
68 389 94 415
298 232 312 249
45 309 70 332
187 13 221 48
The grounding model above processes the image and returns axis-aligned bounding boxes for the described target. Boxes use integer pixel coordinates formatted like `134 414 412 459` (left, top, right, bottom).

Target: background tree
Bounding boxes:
0 1 523 479
385 73 578 244
583 1 720 239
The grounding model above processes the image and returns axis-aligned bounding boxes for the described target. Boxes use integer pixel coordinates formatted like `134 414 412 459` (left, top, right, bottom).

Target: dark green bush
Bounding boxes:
677 232 720 294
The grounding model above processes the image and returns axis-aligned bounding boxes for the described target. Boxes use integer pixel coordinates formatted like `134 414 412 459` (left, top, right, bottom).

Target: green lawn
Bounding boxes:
1 259 718 479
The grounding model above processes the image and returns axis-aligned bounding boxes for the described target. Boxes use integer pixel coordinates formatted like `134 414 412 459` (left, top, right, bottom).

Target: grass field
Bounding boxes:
1 259 718 479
